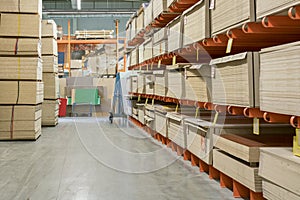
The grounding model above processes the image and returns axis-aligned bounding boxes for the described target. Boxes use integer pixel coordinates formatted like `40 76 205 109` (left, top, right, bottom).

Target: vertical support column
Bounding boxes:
68 19 71 77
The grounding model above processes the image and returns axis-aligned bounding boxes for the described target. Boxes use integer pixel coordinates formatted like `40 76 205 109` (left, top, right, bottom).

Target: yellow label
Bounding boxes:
172 56 177 65
226 38 233 53
146 64 149 71
151 62 154 70
213 112 219 125
145 98 148 106
253 118 260 135
296 128 300 146
175 104 179 113
152 98 155 105
196 49 199 61
195 107 199 118
158 60 161 69
138 95 141 102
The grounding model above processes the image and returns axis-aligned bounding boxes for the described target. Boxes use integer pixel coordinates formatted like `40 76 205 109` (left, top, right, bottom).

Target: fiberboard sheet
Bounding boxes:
260 41 300 116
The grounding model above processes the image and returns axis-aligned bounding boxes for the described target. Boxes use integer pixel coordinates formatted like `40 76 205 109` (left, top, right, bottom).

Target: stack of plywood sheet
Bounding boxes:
152 0 168 20
184 117 215 165
137 103 145 124
166 68 184 99
137 73 145 94
213 119 294 194
75 30 114 39
126 20 132 44
131 75 138 94
260 42 300 116
153 28 168 57
183 64 211 102
256 0 300 19
210 52 260 107
167 17 182 53
143 38 153 61
130 48 138 67
137 4 147 33
0 0 43 140
144 1 153 28
154 70 167 97
182 1 210 47
138 45 144 64
42 20 59 126
130 16 137 41
145 105 155 130
154 105 176 137
259 148 300 200
145 73 155 95
167 112 192 149
210 0 255 35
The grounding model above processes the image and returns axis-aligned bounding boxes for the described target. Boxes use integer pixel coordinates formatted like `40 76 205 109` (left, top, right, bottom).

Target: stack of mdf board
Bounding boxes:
260 42 300 116
130 48 138 67
126 20 132 43
154 105 176 137
183 64 211 102
152 0 168 20
182 1 210 47
130 16 137 41
210 52 260 107
131 75 138 94
137 103 145 124
143 38 153 61
184 117 215 165
154 70 167 97
0 0 43 140
259 148 300 200
138 45 144 64
210 0 255 35
145 105 155 130
167 17 182 53
213 119 294 194
145 73 155 95
153 28 168 57
256 0 300 19
137 73 145 94
144 1 153 28
166 68 184 99
42 20 59 126
136 4 146 33
75 30 114 39
166 112 191 149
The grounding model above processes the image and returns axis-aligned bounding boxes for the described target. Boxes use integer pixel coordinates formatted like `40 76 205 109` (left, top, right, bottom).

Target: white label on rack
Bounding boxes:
209 0 216 10
211 66 216 78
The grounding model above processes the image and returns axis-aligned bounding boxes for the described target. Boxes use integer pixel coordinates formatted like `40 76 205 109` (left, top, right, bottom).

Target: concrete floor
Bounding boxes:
0 117 240 200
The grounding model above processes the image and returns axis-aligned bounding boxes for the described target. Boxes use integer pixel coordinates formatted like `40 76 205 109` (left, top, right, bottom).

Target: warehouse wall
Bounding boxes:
44 16 129 35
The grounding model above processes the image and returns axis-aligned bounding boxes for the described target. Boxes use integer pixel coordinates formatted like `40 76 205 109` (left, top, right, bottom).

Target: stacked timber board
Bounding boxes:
143 38 153 61
153 0 168 20
210 0 255 35
260 42 300 116
182 1 210 46
145 105 155 130
137 73 145 94
153 28 168 57
154 105 177 137
130 48 138 67
153 70 167 97
144 1 153 28
167 17 182 53
42 20 59 126
166 68 184 99
145 73 155 95
259 148 300 200
0 0 43 140
210 52 260 107
256 0 300 19
183 64 211 102
136 4 146 33
213 119 294 193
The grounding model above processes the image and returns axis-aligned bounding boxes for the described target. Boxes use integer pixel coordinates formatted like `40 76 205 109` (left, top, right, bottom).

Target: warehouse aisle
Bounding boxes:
0 118 238 200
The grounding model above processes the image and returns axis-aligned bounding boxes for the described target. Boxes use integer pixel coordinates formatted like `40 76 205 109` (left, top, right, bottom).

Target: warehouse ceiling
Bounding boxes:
43 0 149 14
